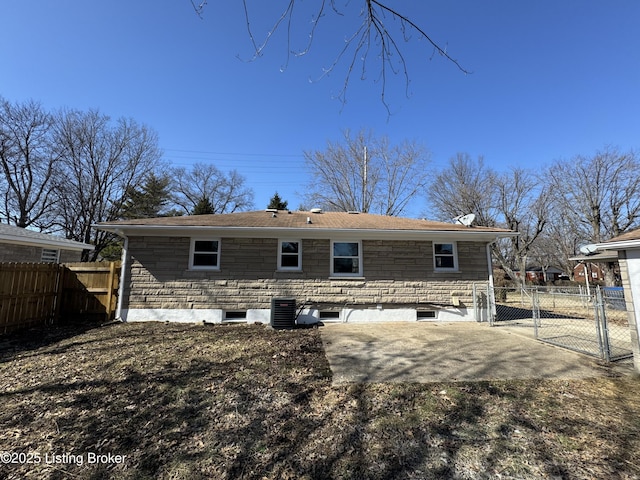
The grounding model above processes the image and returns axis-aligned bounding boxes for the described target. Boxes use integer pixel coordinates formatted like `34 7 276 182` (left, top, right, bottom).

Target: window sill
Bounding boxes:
275 269 304 273
433 269 460 274
329 276 366 280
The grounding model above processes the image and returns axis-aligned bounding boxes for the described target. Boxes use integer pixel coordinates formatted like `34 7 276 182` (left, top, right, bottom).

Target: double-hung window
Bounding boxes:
278 240 302 271
433 242 458 271
331 241 362 276
189 238 220 270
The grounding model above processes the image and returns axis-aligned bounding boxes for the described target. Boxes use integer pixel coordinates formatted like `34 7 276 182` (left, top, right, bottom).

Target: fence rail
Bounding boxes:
0 261 120 335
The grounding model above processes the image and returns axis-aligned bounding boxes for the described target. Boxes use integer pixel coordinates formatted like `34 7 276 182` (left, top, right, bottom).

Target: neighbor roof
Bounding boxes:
0 224 94 251
569 251 619 262
597 227 640 250
96 210 516 241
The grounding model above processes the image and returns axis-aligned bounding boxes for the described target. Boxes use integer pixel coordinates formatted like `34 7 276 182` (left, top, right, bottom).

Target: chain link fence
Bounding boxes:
487 285 633 362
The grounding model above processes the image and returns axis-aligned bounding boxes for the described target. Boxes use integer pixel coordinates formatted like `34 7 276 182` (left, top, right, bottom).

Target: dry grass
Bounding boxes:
1 322 639 479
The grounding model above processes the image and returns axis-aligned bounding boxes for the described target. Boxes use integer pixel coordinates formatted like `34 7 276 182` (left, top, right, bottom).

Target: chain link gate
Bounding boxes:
489 285 633 362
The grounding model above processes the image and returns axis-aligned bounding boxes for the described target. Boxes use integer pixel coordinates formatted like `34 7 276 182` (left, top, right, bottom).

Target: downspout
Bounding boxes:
486 241 496 290
115 233 129 321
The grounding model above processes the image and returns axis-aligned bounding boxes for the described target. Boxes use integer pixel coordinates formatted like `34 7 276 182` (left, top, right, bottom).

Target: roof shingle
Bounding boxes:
97 210 513 233
604 227 640 244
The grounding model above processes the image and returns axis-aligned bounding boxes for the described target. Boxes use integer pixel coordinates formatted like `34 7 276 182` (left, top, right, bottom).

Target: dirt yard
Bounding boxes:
1 322 640 479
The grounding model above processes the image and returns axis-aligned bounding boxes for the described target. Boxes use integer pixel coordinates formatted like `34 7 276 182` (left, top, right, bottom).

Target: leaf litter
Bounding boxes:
0 321 639 479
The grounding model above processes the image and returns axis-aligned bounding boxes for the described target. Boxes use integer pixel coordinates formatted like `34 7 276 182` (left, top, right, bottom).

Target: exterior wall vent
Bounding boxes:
319 311 340 320
417 310 437 319
271 297 296 329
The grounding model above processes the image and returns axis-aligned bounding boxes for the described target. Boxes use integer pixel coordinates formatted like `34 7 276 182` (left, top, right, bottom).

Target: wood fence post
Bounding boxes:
54 265 65 324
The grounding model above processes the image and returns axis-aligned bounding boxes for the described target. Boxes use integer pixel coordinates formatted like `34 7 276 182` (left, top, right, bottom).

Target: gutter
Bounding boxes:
596 240 640 251
0 236 94 251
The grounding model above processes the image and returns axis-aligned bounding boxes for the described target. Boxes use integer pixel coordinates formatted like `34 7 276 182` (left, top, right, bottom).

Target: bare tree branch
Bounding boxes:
201 2 471 113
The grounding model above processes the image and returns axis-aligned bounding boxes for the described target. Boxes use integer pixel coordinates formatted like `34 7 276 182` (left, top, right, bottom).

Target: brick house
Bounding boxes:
515 266 564 283
96 210 516 324
0 224 93 263
573 262 606 283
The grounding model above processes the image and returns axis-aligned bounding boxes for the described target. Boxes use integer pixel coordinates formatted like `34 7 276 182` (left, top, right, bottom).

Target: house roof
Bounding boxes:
0 224 94 251
96 210 516 241
597 227 640 250
569 251 619 262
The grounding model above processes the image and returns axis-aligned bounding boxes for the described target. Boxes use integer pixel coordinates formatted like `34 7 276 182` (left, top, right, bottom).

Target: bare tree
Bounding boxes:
53 109 161 260
529 222 579 281
171 163 254 215
547 147 640 245
494 168 548 283
545 147 640 285
303 129 430 216
427 156 550 284
194 1 469 111
0 97 59 229
428 153 498 226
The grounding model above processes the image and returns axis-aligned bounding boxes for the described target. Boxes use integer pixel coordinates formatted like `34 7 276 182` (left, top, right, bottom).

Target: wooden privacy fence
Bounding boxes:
0 261 121 334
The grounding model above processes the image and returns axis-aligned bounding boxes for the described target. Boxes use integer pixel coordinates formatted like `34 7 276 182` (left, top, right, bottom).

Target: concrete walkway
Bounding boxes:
319 322 631 385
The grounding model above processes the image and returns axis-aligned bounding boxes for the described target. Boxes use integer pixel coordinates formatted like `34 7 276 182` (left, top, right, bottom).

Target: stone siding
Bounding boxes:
124 236 489 311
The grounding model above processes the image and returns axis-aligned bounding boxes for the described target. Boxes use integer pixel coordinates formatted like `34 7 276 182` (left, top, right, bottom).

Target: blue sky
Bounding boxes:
2 1 639 218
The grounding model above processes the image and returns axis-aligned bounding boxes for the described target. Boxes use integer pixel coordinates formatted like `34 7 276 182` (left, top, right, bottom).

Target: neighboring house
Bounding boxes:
97 210 516 325
568 251 620 285
597 229 640 373
573 263 606 283
515 266 564 283
0 224 94 263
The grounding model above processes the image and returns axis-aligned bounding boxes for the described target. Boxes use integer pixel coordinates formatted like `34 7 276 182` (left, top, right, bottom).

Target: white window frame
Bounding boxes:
433 241 458 272
330 240 363 277
189 238 221 270
277 239 302 271
41 248 60 263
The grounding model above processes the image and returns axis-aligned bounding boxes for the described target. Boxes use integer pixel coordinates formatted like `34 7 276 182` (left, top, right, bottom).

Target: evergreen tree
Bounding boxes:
192 195 215 215
267 191 288 210
121 172 172 219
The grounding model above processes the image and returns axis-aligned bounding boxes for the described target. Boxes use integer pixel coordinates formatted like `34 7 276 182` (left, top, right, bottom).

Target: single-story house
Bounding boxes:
573 262 606 283
96 210 516 325
596 229 640 373
515 266 564 283
0 224 94 263
568 250 620 285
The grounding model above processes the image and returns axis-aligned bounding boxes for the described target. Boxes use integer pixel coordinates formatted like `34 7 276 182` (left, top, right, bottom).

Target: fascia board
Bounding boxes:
0 235 94 251
95 224 517 242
